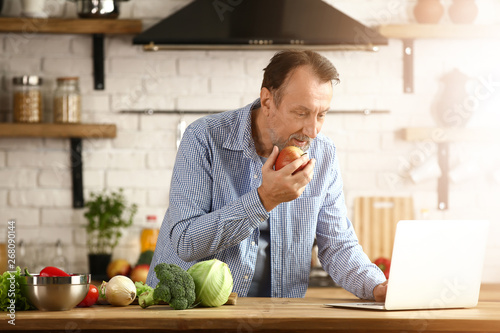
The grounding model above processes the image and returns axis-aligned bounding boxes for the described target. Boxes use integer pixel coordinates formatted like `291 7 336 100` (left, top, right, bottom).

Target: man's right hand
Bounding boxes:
257 146 316 212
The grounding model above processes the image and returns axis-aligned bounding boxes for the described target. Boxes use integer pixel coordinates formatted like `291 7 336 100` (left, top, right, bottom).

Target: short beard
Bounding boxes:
271 132 312 152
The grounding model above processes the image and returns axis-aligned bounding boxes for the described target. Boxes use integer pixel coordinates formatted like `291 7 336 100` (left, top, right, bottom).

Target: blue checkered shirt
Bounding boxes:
147 99 386 299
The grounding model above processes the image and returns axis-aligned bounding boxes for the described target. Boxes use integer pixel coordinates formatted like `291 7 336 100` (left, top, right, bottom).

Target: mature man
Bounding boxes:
147 50 387 301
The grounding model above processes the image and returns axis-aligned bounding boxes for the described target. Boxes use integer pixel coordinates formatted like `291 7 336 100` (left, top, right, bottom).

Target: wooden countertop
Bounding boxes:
10 284 500 333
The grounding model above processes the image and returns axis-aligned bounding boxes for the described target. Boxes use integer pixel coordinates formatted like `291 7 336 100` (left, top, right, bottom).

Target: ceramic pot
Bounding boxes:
449 0 478 24
413 0 445 24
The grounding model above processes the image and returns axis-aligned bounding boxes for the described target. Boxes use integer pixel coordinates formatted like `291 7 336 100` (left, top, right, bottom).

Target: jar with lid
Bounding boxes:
140 215 160 252
53 77 81 123
13 75 43 123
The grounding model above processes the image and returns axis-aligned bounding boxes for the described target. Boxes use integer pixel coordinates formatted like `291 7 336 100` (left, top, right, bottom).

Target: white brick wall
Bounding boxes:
0 0 499 281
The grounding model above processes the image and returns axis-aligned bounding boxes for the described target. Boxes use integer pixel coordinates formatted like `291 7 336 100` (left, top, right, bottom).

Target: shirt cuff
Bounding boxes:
241 188 269 228
363 271 387 300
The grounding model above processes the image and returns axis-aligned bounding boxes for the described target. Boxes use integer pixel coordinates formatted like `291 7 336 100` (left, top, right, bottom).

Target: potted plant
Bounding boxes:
84 188 138 280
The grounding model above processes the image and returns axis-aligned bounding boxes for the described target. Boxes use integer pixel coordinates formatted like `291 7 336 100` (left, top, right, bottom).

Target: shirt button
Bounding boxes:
251 241 256 246
244 275 249 280
254 174 258 179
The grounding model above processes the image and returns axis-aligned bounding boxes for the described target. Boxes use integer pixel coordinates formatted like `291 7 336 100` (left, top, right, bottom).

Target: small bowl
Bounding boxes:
20 274 91 311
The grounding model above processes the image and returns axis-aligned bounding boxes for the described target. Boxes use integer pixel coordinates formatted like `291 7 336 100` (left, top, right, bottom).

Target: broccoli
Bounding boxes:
138 263 196 310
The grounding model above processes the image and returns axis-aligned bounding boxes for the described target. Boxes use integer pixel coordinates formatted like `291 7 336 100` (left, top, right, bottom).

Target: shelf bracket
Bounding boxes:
437 142 450 210
93 34 105 90
403 39 414 94
70 138 84 208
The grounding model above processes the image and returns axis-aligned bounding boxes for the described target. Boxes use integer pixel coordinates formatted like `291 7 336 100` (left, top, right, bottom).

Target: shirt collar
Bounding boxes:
223 99 261 159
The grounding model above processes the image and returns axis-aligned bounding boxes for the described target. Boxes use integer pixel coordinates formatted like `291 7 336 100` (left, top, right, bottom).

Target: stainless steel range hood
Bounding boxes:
133 0 388 51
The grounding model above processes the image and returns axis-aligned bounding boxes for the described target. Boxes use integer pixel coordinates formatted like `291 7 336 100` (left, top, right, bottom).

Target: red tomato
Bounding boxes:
77 284 99 307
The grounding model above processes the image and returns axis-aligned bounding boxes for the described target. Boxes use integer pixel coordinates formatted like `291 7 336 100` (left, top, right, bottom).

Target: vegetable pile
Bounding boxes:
138 263 196 310
136 259 234 310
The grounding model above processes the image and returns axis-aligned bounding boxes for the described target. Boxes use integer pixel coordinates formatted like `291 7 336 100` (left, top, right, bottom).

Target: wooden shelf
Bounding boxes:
378 24 500 39
0 17 142 34
0 123 116 138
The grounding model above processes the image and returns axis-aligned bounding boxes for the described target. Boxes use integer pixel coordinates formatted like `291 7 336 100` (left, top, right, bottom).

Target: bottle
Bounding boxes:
140 215 159 252
53 77 81 123
13 75 43 123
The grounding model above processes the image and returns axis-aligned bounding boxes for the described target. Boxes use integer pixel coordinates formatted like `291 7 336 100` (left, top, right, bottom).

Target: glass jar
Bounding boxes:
13 75 43 123
53 77 81 123
140 215 159 252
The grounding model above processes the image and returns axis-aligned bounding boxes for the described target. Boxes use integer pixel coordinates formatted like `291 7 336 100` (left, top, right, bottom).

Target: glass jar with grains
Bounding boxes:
53 77 81 123
13 76 43 123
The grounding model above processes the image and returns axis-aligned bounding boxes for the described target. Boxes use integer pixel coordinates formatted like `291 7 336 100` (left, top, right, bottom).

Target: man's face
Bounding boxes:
263 66 333 152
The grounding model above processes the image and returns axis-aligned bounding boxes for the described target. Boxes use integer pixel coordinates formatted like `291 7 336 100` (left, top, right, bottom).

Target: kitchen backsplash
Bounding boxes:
0 0 499 282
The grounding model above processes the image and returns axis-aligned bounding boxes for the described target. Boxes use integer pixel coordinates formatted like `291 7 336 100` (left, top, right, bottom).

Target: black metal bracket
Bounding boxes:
437 142 450 210
70 138 84 208
93 34 105 90
403 39 414 94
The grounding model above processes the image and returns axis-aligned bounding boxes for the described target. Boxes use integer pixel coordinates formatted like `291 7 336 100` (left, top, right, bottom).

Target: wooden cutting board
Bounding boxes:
354 197 414 261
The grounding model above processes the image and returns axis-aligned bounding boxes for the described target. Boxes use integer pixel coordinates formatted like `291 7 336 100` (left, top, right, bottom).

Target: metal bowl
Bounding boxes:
69 0 129 19
20 274 91 311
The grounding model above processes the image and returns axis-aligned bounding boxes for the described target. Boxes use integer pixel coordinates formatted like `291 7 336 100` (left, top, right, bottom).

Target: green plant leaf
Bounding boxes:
84 188 138 254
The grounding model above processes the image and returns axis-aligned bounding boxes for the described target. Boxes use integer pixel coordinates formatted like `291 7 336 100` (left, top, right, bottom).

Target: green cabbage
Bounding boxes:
187 259 233 307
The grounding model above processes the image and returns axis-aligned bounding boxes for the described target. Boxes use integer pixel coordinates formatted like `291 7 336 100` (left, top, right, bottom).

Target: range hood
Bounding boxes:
133 0 388 51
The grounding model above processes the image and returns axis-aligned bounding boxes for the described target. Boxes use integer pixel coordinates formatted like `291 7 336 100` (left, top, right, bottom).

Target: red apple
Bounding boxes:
106 259 131 279
130 264 150 283
275 146 308 173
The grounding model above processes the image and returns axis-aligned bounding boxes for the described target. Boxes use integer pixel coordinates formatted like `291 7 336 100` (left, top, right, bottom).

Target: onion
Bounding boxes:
104 275 137 306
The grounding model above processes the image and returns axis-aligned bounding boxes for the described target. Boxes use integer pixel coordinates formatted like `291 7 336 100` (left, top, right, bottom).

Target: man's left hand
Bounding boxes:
373 281 388 302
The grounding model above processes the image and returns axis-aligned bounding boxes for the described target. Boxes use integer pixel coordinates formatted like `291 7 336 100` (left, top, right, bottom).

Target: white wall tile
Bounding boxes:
0 169 37 188
38 169 72 188
0 190 7 207
41 208 79 227
42 57 93 75
83 170 105 189
9 189 72 208
0 208 39 227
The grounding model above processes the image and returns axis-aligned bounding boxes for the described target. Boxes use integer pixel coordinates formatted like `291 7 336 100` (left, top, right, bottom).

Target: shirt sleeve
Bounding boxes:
167 124 269 262
315 144 386 300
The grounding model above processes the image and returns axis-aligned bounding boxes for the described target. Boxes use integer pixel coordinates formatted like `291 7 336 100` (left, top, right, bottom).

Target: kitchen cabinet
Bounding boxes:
0 123 117 208
377 24 500 93
11 284 500 333
0 17 142 90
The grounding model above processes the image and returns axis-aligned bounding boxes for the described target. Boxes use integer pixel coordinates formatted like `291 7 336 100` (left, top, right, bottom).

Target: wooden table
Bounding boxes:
8 285 500 333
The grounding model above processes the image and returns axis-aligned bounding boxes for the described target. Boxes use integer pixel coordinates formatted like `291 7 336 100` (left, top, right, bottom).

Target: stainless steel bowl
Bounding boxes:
69 0 129 19
21 274 91 311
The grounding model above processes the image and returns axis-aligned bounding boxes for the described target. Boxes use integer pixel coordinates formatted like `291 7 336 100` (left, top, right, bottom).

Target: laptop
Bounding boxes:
325 219 490 311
